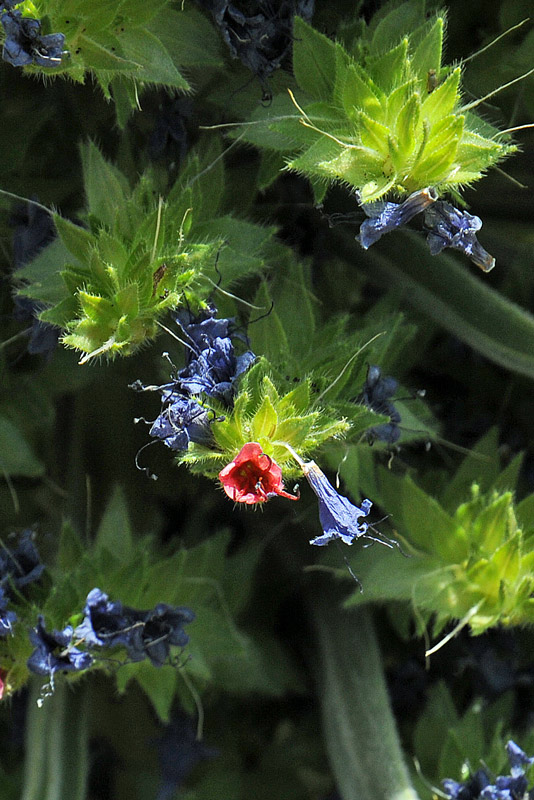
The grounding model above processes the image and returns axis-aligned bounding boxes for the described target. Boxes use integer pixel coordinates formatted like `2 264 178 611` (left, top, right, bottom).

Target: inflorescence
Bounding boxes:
133 305 256 453
27 588 195 679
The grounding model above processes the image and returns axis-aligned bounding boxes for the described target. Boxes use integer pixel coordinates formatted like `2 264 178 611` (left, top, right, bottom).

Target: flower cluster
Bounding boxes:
359 365 402 445
1 5 65 68
27 588 195 678
134 306 255 452
442 741 534 800
357 191 495 272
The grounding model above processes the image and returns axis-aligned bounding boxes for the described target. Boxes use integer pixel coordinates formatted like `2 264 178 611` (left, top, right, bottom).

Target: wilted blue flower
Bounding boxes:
442 741 534 800
302 461 372 546
174 306 255 403
424 201 495 272
153 712 218 800
357 188 437 248
178 338 256 403
0 588 17 636
196 0 314 98
27 616 93 677
149 394 212 451
0 530 44 592
359 364 401 444
75 588 195 667
1 10 65 68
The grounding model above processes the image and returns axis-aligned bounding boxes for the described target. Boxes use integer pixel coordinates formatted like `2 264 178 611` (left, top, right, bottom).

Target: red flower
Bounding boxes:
0 669 6 700
219 442 299 505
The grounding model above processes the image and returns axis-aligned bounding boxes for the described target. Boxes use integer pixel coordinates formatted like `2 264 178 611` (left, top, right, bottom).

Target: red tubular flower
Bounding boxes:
219 442 299 505
0 669 6 700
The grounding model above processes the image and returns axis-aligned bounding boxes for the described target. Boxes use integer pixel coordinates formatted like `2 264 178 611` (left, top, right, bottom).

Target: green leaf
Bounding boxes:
410 16 444 81
439 428 500 512
57 521 85 573
76 34 139 71
80 142 130 233
0 416 44 477
251 396 278 440
117 27 190 88
94 485 134 562
292 17 337 101
53 215 95 263
334 229 534 379
148 7 223 67
311 591 420 800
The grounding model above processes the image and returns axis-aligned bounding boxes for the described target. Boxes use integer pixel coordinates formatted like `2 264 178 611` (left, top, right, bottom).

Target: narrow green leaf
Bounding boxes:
53 215 94 263
117 27 189 88
251 395 278 440
333 229 534 380
94 485 133 562
148 7 223 67
310 590 421 800
76 34 139 70
292 17 337 101
0 416 44 477
79 142 130 233
410 17 444 82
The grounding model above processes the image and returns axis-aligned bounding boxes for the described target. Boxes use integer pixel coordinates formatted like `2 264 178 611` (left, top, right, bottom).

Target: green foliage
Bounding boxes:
337 431 534 637
4 0 223 110
236 2 515 202
16 140 271 362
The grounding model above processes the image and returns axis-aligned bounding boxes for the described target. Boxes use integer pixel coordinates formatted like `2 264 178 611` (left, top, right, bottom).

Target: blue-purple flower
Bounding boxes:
442 741 534 800
359 364 401 444
302 461 372 546
357 188 437 249
149 393 212 451
75 588 195 667
424 201 495 272
174 307 255 403
27 616 93 677
1 10 65 68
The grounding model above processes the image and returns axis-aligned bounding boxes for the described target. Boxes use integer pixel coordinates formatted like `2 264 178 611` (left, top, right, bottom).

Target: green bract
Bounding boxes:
16 141 272 362
242 3 515 202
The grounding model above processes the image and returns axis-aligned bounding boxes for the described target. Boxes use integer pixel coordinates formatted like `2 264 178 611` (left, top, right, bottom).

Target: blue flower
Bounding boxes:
149 394 212 451
357 188 437 248
27 616 93 677
175 306 255 403
424 201 495 272
442 741 534 800
75 588 195 667
0 530 44 592
0 588 16 636
178 339 256 403
1 11 65 68
302 461 372 546
359 365 401 444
